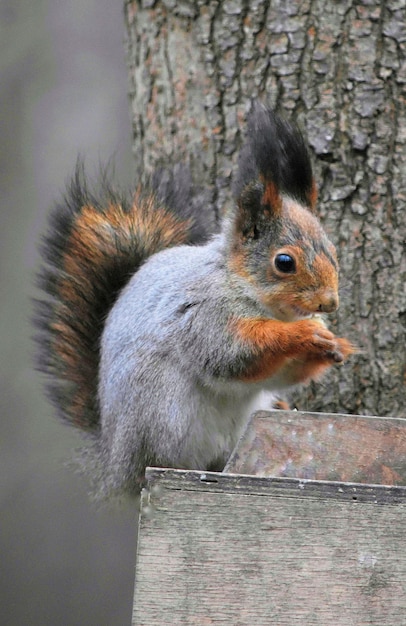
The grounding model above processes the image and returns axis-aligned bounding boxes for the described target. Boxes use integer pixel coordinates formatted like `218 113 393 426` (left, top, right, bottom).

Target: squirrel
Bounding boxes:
35 104 355 498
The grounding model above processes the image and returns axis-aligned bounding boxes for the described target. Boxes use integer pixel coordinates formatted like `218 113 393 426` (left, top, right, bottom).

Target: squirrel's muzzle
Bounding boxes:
316 290 339 314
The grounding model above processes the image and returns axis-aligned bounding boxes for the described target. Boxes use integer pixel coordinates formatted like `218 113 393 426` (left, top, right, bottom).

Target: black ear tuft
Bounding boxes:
233 103 316 210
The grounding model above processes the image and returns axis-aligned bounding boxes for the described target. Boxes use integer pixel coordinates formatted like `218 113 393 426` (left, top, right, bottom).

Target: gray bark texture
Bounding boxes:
125 0 406 418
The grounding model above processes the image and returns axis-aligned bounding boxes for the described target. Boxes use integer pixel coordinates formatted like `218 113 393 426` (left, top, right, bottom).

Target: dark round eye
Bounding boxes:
274 253 296 273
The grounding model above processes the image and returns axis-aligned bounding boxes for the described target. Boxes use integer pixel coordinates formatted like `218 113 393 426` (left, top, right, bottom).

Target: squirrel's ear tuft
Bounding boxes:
232 182 264 242
233 103 317 212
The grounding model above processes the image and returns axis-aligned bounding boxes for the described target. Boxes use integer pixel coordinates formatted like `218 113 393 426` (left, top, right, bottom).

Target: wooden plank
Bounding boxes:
224 410 406 485
133 469 406 626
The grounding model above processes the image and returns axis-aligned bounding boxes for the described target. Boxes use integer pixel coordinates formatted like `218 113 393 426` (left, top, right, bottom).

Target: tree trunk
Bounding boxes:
125 0 406 418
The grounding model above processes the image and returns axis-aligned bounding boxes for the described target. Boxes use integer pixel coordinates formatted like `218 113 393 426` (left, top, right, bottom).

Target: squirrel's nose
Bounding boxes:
317 291 339 313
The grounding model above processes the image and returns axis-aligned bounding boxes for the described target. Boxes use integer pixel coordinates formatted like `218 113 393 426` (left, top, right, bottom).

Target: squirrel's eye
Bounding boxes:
274 253 296 274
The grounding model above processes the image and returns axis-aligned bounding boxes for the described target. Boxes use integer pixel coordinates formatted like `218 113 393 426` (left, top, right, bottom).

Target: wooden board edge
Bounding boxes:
143 467 406 504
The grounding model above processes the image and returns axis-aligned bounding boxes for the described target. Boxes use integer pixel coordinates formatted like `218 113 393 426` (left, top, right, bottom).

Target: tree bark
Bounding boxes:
125 0 406 418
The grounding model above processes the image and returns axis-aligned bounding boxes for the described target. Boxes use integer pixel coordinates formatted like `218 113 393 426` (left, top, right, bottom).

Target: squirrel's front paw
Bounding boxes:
334 337 358 362
295 320 354 363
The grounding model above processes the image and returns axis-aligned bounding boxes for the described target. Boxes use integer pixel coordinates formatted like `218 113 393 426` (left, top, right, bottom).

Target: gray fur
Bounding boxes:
98 234 276 496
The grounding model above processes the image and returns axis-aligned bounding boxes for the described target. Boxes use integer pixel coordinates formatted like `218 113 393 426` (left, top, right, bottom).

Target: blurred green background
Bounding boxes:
1 2 139 624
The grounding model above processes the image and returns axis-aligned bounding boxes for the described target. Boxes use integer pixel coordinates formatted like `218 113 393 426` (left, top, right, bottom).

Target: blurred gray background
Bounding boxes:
1 1 139 624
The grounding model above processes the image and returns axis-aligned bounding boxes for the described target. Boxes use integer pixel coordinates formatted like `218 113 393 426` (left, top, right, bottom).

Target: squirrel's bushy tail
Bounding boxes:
34 163 211 432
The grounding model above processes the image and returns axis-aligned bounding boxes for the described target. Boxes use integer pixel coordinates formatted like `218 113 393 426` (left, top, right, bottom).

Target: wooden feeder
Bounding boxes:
132 411 406 625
